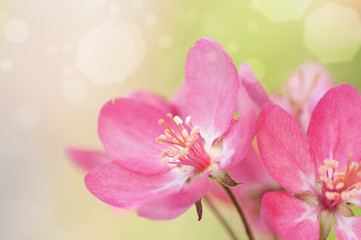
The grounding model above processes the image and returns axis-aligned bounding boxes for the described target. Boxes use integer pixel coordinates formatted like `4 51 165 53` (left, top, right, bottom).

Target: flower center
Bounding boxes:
155 113 211 171
318 156 361 208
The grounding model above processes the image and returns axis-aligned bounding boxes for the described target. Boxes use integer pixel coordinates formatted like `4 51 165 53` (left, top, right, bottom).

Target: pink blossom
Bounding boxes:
80 38 256 220
240 61 334 132
258 84 361 240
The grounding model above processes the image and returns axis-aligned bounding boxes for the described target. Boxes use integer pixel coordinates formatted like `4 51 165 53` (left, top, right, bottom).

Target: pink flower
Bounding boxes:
240 61 334 132
258 84 361 240
273 61 334 132
80 38 256 220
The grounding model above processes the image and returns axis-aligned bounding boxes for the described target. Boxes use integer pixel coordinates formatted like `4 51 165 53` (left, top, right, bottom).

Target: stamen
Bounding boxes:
318 155 361 206
156 113 211 171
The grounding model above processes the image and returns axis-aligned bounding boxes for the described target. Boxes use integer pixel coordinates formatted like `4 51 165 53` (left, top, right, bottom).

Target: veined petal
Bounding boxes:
66 147 112 171
98 98 174 174
335 215 361 240
239 63 270 114
261 191 320 240
308 84 361 171
84 161 191 208
218 86 256 170
137 173 209 220
185 38 239 144
257 104 316 194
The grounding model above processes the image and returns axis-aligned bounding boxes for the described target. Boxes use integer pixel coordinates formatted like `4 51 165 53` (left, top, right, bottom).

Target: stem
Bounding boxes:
204 195 239 240
220 184 255 240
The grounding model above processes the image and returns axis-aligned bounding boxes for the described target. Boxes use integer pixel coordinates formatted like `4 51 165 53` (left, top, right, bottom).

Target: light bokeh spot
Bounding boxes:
16 102 40 127
145 13 157 26
1 59 12 72
304 3 361 64
4 18 30 43
62 78 87 103
250 0 311 22
76 20 146 85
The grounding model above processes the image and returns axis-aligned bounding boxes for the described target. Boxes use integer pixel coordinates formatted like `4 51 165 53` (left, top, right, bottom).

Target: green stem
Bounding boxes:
220 184 255 240
204 195 239 240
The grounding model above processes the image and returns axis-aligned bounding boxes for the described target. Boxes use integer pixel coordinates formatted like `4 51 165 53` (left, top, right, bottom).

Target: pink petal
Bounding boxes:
284 61 333 132
125 91 175 113
261 191 320 240
257 104 316 194
84 161 191 208
185 38 239 144
308 84 361 171
228 147 274 186
285 61 333 111
66 147 113 171
335 215 361 240
98 98 174 174
218 86 256 169
170 82 188 113
239 63 270 114
137 173 209 220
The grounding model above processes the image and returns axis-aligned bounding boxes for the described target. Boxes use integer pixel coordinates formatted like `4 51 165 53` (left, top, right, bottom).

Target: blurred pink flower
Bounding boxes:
274 61 334 132
258 84 361 240
71 38 256 220
240 61 334 132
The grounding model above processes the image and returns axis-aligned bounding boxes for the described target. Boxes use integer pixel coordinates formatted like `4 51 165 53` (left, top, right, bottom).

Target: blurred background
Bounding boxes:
1 0 361 239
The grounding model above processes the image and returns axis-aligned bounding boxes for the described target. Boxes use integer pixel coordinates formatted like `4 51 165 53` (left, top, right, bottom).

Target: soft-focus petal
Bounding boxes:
218 86 256 169
285 61 333 109
125 91 175 113
239 63 270 114
137 174 209 220
84 161 191 208
335 215 361 240
66 147 112 171
228 147 273 185
98 98 174 174
170 82 188 114
261 191 320 240
308 84 361 170
185 38 239 144
257 104 316 194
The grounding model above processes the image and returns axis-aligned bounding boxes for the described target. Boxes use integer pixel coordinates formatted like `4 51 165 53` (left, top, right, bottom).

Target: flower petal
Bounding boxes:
228 147 273 186
185 38 239 144
66 147 112 171
285 61 333 112
98 98 174 174
239 63 270 114
261 191 320 240
125 91 175 113
137 174 209 220
335 215 361 240
308 84 361 170
218 86 256 169
84 161 191 208
257 104 316 194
